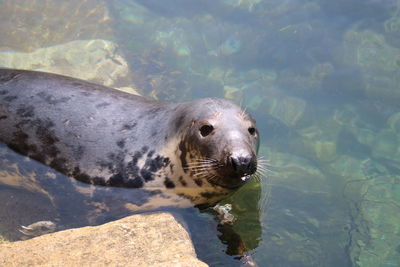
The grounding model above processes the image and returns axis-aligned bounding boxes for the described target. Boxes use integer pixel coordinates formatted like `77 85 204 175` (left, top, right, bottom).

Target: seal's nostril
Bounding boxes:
242 156 251 166
230 155 254 174
231 157 238 171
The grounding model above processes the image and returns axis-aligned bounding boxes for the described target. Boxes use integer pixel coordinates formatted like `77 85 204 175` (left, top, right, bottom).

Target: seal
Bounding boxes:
0 69 260 205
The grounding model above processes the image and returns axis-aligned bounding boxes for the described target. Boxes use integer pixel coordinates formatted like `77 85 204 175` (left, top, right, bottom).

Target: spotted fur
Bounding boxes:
0 69 259 206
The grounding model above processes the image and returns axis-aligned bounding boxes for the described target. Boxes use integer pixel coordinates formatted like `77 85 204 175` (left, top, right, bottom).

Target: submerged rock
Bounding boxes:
0 39 139 94
371 129 400 161
341 30 400 104
266 151 330 193
387 112 400 133
0 212 208 266
0 0 114 52
266 95 307 128
297 122 340 163
384 13 400 47
348 159 400 267
255 150 351 266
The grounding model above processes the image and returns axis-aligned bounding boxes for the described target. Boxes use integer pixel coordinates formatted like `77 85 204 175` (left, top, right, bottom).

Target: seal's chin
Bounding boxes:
208 173 253 189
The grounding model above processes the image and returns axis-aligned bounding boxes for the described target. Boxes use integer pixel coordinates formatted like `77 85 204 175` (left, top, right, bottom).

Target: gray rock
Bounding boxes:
0 212 208 266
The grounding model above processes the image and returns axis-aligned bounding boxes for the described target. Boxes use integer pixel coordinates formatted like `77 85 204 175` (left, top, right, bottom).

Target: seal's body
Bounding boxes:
0 69 259 205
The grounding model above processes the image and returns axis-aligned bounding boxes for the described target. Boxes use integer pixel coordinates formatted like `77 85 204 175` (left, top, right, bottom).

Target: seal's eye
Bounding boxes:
200 124 214 137
248 127 256 136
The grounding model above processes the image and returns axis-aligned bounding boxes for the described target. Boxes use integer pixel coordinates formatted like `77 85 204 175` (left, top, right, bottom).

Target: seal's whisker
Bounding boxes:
194 159 219 164
256 165 271 173
184 163 220 170
256 169 265 176
258 163 273 170
185 167 217 173
187 159 219 165
193 172 208 178
197 157 218 161
187 164 220 171
195 172 218 183
191 159 216 163
250 173 259 182
207 174 219 183
259 166 274 174
186 169 216 175
186 161 219 166
186 164 219 169
253 175 261 182
207 173 216 180
191 169 218 175
189 165 218 169
255 168 268 177
204 156 219 160
186 163 214 167
239 105 247 118
258 171 265 178
257 158 271 166
256 158 274 174
192 169 217 176
253 171 264 182
253 168 267 180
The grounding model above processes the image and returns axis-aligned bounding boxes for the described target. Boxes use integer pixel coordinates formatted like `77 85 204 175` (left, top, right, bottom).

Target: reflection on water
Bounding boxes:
1 0 400 266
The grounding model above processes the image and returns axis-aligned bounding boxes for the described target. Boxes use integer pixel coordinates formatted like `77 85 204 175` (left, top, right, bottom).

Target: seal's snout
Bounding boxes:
229 154 257 176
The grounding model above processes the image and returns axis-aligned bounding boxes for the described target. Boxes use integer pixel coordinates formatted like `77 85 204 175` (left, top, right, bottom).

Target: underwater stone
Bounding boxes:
223 85 243 100
310 62 334 81
351 159 400 267
297 120 341 163
350 127 376 148
371 129 399 160
364 76 400 105
266 96 307 127
333 105 359 127
0 39 139 95
384 13 400 48
329 156 365 182
313 140 337 163
113 0 153 25
342 30 400 73
341 30 400 104
256 151 349 267
387 112 400 133
266 151 329 193
0 0 114 52
220 0 261 12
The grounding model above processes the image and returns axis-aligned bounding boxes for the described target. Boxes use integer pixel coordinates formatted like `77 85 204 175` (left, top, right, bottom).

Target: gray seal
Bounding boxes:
0 69 259 205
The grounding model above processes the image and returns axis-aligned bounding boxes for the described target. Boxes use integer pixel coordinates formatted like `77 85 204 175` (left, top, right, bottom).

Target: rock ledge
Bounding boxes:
0 212 207 267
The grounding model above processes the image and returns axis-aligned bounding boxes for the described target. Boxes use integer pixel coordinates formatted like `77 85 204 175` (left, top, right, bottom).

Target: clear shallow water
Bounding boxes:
1 0 400 266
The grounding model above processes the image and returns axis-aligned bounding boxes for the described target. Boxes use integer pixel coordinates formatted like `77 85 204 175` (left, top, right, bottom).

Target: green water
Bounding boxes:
1 0 400 266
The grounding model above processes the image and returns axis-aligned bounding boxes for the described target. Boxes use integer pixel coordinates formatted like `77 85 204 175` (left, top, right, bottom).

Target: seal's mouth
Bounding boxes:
184 156 257 189
208 173 253 189
241 174 251 182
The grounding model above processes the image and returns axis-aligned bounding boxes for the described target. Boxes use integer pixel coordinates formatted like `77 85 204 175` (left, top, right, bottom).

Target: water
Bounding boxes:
1 0 400 266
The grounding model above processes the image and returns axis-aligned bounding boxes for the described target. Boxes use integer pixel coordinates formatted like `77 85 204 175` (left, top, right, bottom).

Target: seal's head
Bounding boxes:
177 98 259 189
